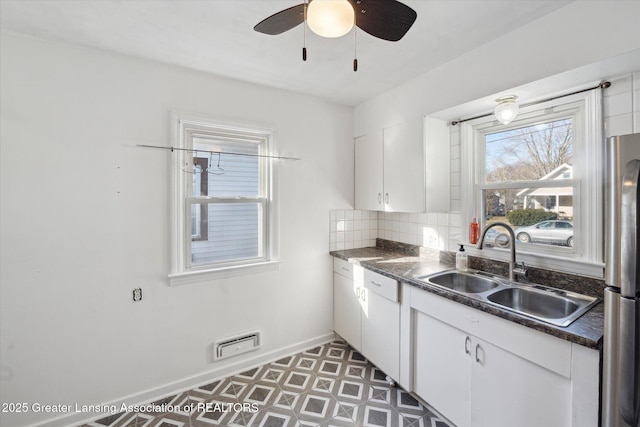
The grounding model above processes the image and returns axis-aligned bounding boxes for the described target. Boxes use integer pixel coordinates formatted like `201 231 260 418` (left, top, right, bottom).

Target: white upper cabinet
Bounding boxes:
354 130 384 211
354 117 450 213
383 120 425 212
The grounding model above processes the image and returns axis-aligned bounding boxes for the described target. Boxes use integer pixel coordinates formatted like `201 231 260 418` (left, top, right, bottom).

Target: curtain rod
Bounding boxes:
137 144 301 161
450 80 611 126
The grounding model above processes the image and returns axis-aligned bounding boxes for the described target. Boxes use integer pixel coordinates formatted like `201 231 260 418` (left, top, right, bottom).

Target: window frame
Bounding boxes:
169 112 279 285
460 89 604 277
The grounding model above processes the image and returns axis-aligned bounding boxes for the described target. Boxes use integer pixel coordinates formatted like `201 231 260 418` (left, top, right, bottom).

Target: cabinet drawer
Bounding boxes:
333 258 354 279
364 269 398 302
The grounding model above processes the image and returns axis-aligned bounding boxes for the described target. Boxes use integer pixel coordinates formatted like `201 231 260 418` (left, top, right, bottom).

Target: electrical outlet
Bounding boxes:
132 288 142 302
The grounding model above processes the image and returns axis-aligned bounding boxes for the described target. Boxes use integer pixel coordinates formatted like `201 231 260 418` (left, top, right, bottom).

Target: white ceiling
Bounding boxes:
0 0 572 106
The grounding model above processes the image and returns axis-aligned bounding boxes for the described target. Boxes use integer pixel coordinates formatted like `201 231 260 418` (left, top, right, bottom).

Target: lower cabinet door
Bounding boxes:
470 337 571 427
414 311 471 427
361 288 400 381
333 272 362 350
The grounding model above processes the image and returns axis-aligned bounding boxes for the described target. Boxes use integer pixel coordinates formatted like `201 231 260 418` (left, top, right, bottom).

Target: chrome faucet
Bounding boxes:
476 222 527 282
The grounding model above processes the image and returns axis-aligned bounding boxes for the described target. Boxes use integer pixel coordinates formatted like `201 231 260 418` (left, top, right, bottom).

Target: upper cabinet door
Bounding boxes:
355 131 384 211
383 119 425 213
354 117 449 213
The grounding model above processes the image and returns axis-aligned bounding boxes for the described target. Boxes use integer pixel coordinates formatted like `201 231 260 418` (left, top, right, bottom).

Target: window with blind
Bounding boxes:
170 114 277 281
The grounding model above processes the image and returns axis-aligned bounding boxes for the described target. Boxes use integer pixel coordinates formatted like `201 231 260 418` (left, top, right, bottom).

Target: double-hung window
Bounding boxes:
170 113 278 284
461 89 603 276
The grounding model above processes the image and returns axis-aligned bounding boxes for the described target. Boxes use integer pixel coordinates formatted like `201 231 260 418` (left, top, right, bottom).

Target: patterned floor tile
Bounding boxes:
334 378 367 403
329 400 361 425
226 408 260 427
280 370 314 393
347 349 368 365
272 389 302 412
271 355 296 369
302 345 326 358
296 356 319 371
296 392 335 423
242 382 279 408
217 378 250 401
252 407 296 427
362 404 395 427
84 341 452 427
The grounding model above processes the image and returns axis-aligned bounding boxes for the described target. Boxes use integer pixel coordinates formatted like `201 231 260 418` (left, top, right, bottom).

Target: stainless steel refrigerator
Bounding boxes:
604 132 640 427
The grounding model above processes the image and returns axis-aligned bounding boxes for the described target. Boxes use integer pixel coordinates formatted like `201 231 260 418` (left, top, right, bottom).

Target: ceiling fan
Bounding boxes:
254 0 417 71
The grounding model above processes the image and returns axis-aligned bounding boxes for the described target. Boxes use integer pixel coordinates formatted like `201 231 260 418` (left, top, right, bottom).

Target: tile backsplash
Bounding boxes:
329 209 461 252
329 210 378 251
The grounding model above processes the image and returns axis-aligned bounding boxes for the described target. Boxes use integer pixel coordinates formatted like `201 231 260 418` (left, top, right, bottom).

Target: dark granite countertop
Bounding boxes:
330 242 604 350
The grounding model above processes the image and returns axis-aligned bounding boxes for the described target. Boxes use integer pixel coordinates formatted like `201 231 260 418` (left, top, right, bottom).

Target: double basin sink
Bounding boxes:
417 270 600 327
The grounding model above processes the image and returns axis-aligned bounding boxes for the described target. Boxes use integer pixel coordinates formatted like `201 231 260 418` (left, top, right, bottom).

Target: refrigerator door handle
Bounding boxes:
620 158 639 297
620 158 640 425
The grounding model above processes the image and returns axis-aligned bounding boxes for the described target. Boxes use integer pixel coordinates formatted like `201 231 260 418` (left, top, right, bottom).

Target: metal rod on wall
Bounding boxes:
136 144 301 161
450 81 611 126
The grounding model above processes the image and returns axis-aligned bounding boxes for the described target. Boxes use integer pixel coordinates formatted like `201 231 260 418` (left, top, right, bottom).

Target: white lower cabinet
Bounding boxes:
361 269 400 381
414 312 470 427
333 258 400 381
333 271 362 351
414 311 570 427
411 287 597 427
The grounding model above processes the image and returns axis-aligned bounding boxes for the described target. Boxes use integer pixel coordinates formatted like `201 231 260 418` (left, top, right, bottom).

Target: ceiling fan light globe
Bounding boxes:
494 96 519 125
307 0 355 38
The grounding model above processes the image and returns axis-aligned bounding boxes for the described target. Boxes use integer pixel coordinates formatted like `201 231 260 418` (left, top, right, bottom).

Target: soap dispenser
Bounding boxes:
456 244 468 272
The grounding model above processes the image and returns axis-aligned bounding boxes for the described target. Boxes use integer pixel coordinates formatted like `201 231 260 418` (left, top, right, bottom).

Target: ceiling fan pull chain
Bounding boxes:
302 1 308 61
353 17 358 72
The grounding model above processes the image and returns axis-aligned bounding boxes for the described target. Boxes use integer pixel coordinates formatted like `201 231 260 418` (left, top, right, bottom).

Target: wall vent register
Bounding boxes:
213 331 261 361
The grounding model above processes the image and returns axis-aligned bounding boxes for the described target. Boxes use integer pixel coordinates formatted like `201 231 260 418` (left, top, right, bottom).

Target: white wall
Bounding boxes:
354 1 640 137
0 31 353 427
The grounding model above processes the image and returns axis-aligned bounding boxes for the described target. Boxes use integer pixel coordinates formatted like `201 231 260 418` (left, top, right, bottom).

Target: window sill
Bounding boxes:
462 244 604 279
168 260 280 286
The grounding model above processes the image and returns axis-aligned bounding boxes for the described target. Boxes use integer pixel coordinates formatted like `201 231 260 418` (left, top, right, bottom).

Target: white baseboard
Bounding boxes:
29 332 336 427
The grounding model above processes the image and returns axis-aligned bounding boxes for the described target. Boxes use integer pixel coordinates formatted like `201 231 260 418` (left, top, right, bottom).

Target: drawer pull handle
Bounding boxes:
464 336 471 355
370 281 382 287
341 267 350 272
475 344 481 363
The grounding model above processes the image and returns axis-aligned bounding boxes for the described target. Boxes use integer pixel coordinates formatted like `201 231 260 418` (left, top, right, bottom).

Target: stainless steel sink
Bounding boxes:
417 270 600 327
425 271 500 294
486 286 599 327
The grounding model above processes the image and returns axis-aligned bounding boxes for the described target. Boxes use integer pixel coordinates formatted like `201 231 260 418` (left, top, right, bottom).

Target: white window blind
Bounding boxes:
170 114 278 283
189 137 265 267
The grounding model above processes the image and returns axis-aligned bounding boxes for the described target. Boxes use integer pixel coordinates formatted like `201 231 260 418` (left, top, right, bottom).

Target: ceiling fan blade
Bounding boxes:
348 0 417 42
254 4 306 35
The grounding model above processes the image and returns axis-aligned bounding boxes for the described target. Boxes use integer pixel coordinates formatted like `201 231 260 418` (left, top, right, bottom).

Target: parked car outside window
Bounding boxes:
514 220 574 247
